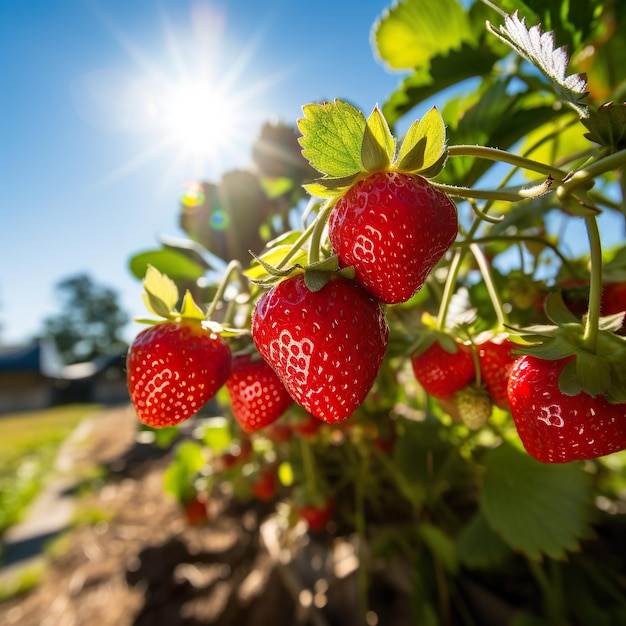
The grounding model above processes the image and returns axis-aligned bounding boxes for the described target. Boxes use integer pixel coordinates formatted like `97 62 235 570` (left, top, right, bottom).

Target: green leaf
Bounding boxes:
486 11 589 116
417 523 458 574
361 106 395 172
395 107 447 176
303 182 347 199
163 440 206 503
582 102 626 150
141 265 179 319
179 290 206 321
573 351 611 397
544 291 581 325
510 613 553 626
440 81 564 186
382 44 501 126
298 100 366 178
244 246 308 280
202 418 233 455
129 248 207 282
457 511 512 569
373 0 475 71
481 442 595 560
311 174 360 190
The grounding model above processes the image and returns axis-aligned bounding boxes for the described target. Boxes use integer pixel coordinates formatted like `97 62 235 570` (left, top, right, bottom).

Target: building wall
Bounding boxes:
0 373 55 413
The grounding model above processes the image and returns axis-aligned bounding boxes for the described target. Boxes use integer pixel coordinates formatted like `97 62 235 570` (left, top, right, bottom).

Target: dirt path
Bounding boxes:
0 405 414 626
0 404 140 574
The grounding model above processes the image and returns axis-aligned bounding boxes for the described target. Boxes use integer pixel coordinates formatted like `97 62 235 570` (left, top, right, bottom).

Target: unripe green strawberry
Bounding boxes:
328 172 457 304
127 320 232 428
454 385 493 430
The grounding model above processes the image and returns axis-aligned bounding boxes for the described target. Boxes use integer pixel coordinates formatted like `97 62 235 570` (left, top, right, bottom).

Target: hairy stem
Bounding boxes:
469 243 508 329
583 213 603 353
307 200 335 265
447 145 566 178
206 260 245 319
300 437 318 495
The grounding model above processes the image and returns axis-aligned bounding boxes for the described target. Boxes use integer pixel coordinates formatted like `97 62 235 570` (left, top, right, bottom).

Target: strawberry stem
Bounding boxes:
432 181 550 203
447 144 566 178
582 213 603 353
462 235 576 273
557 149 626 197
206 260 245 319
299 437 318 495
307 200 335 265
437 248 464 331
469 243 508 329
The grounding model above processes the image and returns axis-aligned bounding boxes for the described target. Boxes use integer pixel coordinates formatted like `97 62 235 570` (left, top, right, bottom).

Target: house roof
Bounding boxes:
0 340 126 380
0 343 41 373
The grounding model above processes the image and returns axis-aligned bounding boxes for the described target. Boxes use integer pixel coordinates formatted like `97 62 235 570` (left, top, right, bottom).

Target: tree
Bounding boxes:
42 273 129 364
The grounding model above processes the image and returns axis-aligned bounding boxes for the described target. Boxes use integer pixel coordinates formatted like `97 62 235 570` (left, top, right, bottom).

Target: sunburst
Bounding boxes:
84 3 289 188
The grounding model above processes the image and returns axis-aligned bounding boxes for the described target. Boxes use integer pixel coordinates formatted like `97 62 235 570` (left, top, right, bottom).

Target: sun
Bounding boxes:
158 80 248 171
89 4 286 187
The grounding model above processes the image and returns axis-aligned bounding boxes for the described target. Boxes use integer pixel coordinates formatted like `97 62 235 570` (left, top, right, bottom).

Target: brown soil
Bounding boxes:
0 406 413 626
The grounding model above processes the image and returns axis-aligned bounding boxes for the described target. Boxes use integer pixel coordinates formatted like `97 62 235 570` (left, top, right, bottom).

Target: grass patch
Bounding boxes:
0 404 101 539
0 560 47 604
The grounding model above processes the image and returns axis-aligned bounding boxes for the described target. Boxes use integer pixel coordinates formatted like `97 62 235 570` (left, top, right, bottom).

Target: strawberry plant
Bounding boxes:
125 0 626 623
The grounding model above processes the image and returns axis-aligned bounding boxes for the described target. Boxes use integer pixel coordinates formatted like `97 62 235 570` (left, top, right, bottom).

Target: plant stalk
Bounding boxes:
447 145 566 178
583 214 603 353
206 260 245 319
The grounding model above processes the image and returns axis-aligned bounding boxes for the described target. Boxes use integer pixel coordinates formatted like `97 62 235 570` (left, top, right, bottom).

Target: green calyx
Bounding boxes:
298 99 448 199
246 252 355 292
409 319 468 359
514 292 626 403
137 265 240 337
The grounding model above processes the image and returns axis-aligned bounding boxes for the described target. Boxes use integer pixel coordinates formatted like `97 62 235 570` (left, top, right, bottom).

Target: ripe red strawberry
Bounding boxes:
410 341 475 400
225 354 293 433
328 172 457 304
127 320 232 428
477 339 519 408
507 355 626 463
602 282 626 315
251 274 389 423
251 466 278 501
296 499 335 532
291 413 323 437
182 493 209 525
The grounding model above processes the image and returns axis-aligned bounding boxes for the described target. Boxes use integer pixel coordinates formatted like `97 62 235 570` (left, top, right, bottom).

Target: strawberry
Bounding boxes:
127 320 232 428
410 340 475 400
477 339 519 408
602 282 626 316
265 422 294 443
328 172 457 304
225 354 293 433
454 385 492 430
291 413 323 437
182 493 209 525
251 274 389 423
296 499 335 532
251 466 278 501
507 355 626 463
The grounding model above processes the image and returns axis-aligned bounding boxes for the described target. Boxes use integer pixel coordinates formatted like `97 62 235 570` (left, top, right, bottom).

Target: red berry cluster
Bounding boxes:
251 171 458 424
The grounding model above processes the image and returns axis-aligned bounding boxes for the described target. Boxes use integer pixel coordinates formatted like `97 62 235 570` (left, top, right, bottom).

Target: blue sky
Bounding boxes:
0 0 403 344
